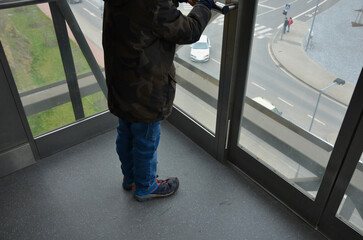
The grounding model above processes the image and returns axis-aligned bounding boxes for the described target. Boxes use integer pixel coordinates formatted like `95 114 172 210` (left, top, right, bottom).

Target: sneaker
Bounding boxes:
134 177 179 202
122 177 135 191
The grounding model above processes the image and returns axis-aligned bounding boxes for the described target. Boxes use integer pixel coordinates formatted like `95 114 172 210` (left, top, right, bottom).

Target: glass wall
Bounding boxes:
67 0 104 59
173 3 223 134
336 152 363 236
237 0 362 199
0 2 107 137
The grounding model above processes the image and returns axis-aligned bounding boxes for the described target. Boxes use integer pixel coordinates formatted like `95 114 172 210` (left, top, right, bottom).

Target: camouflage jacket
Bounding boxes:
102 0 211 122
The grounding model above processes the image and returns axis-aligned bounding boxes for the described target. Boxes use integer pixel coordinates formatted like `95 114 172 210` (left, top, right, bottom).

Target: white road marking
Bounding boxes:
254 26 266 31
257 0 298 17
257 33 272 39
307 114 326 125
83 7 97 17
86 0 99 10
278 97 294 107
254 25 272 39
252 82 266 91
257 28 272 34
258 4 276 10
307 0 313 3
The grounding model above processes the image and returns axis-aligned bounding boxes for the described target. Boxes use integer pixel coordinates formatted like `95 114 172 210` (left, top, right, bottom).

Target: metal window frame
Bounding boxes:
0 0 114 160
168 7 239 159
50 1 85 120
228 0 363 232
317 69 363 239
2 1 363 238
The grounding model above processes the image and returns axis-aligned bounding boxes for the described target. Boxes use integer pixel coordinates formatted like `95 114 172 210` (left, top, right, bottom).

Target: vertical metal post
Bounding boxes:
309 82 336 132
215 7 239 162
306 0 320 51
49 1 85 120
56 0 108 97
224 0 258 159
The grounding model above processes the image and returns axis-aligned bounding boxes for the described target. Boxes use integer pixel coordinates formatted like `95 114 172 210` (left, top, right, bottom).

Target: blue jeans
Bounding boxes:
116 118 161 191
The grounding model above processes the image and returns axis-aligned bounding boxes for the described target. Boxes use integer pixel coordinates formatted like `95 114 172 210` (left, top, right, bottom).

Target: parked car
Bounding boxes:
190 35 211 62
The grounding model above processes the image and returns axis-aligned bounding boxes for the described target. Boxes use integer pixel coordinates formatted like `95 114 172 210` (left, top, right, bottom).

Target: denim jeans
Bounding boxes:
116 118 161 191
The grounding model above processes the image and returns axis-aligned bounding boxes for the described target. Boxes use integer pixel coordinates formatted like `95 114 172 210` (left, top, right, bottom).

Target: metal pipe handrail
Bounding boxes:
0 0 50 9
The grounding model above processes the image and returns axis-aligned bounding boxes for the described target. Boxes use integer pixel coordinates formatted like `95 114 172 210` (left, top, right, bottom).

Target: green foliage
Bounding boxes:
82 92 108 117
28 102 75 136
28 92 108 137
2 5 91 92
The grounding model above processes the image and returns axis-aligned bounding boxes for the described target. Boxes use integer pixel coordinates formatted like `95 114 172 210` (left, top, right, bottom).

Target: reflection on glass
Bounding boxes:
174 5 223 133
67 0 104 63
238 0 362 199
1 5 66 92
336 153 363 236
0 4 107 136
82 91 108 117
27 102 75 136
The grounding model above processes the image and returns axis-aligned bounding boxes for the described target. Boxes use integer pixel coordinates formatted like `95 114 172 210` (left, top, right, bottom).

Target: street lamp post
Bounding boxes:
306 0 320 51
309 78 345 132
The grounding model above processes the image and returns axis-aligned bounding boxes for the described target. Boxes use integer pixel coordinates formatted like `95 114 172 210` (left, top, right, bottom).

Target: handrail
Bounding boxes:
0 0 50 9
245 97 334 152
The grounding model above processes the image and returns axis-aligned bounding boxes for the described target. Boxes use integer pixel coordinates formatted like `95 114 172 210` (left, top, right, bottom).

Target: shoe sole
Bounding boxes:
134 190 177 202
135 183 179 202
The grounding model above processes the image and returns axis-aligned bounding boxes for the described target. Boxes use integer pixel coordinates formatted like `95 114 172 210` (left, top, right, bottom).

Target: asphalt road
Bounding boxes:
247 0 347 142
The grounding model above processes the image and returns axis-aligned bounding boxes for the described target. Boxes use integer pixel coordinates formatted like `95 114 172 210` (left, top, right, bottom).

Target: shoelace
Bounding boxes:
155 179 168 185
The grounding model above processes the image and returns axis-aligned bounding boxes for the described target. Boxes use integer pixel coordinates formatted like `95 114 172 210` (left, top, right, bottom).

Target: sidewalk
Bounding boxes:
269 20 355 106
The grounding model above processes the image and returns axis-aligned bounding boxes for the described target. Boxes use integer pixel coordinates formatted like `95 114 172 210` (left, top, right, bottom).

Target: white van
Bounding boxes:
252 97 282 115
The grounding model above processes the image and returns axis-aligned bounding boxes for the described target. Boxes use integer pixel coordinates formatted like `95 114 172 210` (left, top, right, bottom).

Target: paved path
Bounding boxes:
270 0 363 106
270 20 355 106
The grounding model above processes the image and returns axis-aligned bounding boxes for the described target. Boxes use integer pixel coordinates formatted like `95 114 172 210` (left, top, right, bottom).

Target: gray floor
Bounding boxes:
0 121 327 240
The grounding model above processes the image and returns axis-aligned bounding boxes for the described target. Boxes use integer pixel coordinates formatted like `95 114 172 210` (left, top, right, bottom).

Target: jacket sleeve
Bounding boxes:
151 0 211 44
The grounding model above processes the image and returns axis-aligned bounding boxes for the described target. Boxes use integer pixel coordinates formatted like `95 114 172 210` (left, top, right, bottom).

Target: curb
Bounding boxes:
268 20 354 107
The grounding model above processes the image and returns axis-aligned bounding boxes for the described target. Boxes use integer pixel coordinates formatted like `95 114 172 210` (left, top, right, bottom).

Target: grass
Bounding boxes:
28 92 108 136
0 5 108 136
6 6 90 92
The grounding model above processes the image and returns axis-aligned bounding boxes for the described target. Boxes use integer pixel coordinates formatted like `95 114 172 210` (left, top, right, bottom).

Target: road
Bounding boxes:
68 0 103 49
248 0 346 142
176 0 347 142
68 0 347 143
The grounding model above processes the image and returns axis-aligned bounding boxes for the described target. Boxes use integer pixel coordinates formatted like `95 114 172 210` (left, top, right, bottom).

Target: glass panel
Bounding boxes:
27 102 75 136
237 0 362 199
82 91 108 117
67 0 104 64
336 153 363 236
0 3 107 137
173 4 222 134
